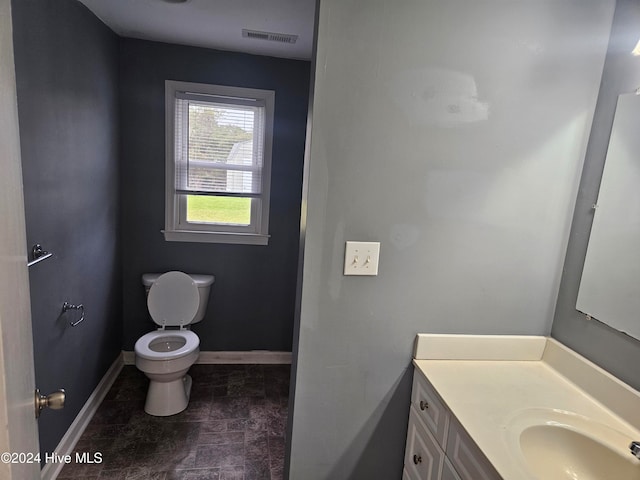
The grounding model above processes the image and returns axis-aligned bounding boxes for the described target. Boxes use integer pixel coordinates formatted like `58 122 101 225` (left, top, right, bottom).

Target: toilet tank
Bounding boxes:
142 272 214 324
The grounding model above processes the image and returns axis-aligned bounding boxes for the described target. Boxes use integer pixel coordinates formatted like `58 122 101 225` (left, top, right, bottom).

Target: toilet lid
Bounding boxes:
147 271 199 327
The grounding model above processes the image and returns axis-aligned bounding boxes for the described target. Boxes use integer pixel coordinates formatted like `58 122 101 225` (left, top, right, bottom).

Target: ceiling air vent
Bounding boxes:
242 29 298 44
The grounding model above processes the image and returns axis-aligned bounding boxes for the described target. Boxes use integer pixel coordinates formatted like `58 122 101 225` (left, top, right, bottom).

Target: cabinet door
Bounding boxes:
411 371 450 445
442 458 462 480
404 406 444 480
446 418 501 480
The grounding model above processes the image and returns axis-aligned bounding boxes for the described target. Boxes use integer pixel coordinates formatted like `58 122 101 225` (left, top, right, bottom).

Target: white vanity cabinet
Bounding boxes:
407 334 640 480
403 370 501 480
404 407 444 479
441 459 462 480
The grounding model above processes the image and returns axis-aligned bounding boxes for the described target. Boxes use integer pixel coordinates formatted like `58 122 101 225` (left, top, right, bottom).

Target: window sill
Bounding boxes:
162 230 270 245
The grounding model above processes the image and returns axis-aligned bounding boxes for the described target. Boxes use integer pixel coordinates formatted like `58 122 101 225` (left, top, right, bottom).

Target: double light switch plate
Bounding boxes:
344 241 381 276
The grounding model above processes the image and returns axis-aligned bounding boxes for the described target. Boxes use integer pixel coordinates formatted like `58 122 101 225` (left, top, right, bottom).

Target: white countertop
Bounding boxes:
412 334 640 479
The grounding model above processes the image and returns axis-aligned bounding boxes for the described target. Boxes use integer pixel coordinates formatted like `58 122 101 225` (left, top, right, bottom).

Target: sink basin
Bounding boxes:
520 424 639 479
507 409 640 479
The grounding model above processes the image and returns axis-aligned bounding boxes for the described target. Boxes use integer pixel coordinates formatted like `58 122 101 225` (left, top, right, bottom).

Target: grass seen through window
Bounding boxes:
186 196 251 225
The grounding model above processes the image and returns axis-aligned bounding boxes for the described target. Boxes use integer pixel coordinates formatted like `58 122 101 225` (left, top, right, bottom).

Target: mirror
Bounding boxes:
576 92 640 339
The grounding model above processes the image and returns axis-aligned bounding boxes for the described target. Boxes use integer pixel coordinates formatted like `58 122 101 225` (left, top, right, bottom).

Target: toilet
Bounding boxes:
134 271 214 416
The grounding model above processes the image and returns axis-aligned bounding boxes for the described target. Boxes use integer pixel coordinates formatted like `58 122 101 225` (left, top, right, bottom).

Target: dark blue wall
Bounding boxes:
119 39 310 351
11 0 122 458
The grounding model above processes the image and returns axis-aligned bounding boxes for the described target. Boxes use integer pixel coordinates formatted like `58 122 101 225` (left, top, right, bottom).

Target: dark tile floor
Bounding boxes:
57 364 290 480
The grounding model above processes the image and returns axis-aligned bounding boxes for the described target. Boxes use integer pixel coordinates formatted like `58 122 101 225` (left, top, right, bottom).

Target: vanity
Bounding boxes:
403 334 640 480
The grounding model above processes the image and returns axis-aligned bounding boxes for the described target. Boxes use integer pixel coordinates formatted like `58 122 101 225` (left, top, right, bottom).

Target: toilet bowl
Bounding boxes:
134 271 214 416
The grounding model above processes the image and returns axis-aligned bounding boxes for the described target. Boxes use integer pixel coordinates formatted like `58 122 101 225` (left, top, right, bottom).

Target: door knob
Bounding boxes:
35 388 65 418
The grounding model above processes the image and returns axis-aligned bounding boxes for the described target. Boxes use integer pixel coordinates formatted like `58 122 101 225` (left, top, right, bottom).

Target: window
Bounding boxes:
164 80 275 245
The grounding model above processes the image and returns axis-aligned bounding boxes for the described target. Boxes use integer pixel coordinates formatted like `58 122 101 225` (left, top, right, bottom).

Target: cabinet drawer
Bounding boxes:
411 370 450 445
446 418 502 480
404 406 444 480
442 458 462 480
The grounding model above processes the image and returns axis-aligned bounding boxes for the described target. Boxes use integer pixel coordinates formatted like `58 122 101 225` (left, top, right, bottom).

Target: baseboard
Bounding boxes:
197 351 292 364
122 350 135 365
122 350 292 365
40 353 124 480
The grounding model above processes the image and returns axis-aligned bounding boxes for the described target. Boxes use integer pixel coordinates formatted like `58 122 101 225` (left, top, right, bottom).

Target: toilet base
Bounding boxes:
144 374 193 416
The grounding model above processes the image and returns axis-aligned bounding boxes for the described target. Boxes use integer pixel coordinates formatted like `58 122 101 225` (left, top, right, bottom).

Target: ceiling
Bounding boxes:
77 0 316 61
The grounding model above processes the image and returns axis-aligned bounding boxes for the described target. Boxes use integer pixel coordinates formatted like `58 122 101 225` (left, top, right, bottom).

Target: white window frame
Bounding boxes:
163 80 274 245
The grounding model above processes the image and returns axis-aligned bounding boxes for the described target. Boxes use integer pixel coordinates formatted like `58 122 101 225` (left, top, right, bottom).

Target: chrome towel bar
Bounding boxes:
27 244 53 267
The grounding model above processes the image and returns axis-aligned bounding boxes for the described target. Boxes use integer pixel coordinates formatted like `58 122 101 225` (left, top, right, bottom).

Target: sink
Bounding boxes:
520 424 639 479
507 409 640 479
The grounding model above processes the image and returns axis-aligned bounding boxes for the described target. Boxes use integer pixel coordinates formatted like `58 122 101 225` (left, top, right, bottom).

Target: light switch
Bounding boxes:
344 241 381 276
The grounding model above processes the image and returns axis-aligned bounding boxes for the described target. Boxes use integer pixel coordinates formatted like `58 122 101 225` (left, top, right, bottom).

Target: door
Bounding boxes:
0 0 41 478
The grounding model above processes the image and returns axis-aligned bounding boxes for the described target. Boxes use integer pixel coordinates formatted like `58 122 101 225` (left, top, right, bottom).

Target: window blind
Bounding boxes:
174 92 265 197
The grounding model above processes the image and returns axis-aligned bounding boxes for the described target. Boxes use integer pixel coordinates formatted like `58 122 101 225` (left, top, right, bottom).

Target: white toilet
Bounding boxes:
134 271 214 416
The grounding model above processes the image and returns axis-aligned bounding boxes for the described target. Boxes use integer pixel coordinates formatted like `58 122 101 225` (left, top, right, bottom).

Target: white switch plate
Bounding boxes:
344 241 381 276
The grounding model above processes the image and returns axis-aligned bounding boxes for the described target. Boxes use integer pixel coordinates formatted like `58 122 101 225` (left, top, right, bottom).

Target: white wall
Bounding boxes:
289 0 614 477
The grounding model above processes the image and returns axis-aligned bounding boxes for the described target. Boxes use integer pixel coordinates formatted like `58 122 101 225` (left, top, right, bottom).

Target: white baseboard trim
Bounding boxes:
41 353 124 480
197 351 292 364
122 350 135 365
123 350 292 365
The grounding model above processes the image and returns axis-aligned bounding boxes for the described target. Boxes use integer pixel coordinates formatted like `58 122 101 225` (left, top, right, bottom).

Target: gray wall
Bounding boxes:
119 39 310 351
551 0 640 391
11 0 122 458
288 0 614 477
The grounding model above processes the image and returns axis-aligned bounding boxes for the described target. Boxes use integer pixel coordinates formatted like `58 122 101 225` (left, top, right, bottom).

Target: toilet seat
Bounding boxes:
134 330 199 361
147 271 200 328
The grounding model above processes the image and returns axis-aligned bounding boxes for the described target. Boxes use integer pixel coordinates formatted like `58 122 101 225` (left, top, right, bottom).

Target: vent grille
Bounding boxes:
242 29 298 44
